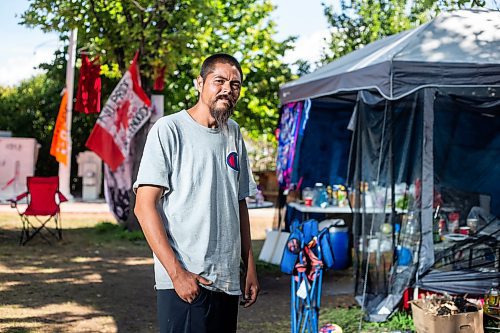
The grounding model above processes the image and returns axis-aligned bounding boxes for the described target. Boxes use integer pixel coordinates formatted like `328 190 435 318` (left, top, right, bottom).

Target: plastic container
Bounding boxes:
255 186 265 206
401 211 420 245
302 187 314 206
484 284 499 316
314 183 328 208
466 218 478 234
397 246 412 266
329 225 350 270
448 212 460 233
320 230 335 269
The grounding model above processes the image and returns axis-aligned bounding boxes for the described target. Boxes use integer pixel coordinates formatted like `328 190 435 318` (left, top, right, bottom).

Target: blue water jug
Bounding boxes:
329 225 349 270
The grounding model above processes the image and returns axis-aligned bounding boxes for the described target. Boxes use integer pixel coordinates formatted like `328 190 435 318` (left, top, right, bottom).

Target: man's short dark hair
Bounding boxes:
200 53 243 82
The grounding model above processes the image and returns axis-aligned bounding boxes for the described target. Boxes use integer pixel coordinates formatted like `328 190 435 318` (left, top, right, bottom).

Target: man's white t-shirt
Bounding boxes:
133 110 257 294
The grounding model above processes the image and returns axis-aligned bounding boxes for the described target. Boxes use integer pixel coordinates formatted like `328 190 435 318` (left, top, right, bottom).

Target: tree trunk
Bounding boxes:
125 123 150 231
126 75 154 232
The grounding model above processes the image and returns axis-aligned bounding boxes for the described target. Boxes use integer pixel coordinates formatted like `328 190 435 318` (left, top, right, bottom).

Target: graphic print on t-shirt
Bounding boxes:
226 152 239 171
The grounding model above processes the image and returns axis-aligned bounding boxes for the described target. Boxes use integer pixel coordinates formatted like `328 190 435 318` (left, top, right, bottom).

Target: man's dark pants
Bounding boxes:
157 287 239 333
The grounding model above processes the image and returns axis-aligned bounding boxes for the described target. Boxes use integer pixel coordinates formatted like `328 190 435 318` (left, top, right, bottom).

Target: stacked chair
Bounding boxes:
281 219 336 333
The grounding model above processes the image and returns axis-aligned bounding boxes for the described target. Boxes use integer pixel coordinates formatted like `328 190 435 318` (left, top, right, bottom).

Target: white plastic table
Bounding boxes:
247 201 274 209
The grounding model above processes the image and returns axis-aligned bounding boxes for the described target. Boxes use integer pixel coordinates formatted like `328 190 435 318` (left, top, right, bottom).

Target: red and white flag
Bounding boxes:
86 53 151 171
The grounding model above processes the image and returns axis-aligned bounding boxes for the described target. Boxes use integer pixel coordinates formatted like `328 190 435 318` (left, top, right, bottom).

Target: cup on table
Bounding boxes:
459 226 470 236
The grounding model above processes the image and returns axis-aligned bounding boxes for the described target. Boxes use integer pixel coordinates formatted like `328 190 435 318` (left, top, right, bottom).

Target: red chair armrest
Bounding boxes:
57 191 68 203
15 192 29 202
8 192 28 208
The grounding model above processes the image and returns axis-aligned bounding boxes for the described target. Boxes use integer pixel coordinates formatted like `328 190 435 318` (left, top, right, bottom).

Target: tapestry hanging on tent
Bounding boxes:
276 100 310 190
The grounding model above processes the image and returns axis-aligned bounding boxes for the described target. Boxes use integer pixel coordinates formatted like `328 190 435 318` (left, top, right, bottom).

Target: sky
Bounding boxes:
271 0 334 65
0 0 334 86
0 0 498 86
0 1 60 86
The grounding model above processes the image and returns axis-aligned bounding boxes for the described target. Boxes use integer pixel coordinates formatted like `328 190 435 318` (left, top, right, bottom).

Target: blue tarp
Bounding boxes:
291 98 354 189
434 94 500 215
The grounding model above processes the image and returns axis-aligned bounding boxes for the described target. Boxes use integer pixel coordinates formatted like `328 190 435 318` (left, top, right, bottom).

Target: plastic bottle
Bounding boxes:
319 189 329 208
331 185 339 207
484 283 499 316
326 185 333 205
337 185 347 207
408 211 420 242
314 183 329 208
401 211 420 264
433 215 441 243
394 223 401 244
255 186 264 206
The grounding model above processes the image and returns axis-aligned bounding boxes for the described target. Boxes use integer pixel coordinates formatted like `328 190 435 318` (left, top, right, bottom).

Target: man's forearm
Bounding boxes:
239 199 259 307
239 199 254 267
135 186 212 303
134 190 184 281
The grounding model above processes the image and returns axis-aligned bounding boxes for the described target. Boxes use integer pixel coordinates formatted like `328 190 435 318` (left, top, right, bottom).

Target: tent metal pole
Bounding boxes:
419 88 436 275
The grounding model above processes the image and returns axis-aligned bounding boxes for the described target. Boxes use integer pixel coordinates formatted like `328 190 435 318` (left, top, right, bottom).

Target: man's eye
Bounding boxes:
214 79 224 84
231 83 241 89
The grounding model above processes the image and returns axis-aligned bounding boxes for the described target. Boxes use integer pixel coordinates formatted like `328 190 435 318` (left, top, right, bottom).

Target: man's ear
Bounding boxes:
195 76 204 93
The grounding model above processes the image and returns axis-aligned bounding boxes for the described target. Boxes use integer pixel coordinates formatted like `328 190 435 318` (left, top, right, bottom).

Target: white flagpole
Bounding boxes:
59 28 77 199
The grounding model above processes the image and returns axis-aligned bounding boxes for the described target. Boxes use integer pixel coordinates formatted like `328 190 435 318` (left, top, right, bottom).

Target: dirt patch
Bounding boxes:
0 211 355 332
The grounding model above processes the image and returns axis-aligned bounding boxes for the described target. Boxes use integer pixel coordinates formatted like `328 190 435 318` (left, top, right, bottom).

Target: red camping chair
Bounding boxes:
9 177 68 245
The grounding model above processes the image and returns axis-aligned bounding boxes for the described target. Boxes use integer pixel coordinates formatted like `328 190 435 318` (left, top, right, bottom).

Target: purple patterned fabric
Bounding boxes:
276 102 304 189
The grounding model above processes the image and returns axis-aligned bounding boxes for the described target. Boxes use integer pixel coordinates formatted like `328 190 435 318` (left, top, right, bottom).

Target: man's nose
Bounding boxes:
221 80 231 93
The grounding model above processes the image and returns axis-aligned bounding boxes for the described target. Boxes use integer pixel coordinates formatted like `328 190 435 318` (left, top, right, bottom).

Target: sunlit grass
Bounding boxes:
0 302 117 332
0 211 115 230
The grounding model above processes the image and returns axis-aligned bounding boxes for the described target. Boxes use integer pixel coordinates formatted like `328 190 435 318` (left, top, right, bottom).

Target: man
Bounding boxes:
134 53 259 333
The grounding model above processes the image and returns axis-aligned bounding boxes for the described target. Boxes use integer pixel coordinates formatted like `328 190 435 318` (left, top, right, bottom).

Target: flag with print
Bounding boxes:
50 91 69 165
85 53 152 171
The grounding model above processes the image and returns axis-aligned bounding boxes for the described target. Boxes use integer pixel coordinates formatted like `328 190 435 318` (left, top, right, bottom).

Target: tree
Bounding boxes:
21 0 294 138
0 71 106 182
0 75 61 176
320 0 488 64
19 0 294 228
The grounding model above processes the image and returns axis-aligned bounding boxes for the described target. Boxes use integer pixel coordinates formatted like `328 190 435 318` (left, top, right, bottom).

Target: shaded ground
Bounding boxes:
0 208 356 332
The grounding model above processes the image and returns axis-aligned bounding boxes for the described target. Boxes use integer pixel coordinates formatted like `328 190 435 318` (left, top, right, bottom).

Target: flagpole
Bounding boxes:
59 28 77 200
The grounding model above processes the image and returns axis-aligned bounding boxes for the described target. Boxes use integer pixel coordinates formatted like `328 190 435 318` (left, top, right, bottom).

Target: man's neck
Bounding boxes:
187 104 217 128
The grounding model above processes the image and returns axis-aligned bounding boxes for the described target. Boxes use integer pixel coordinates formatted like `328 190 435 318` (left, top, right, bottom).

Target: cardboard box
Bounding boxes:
411 299 484 333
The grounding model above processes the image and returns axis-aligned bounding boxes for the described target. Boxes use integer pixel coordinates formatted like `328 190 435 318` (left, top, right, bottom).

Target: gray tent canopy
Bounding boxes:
278 8 500 322
280 9 500 103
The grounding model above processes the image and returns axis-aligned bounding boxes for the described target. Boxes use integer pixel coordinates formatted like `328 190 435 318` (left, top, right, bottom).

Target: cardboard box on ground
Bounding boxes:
411 299 484 333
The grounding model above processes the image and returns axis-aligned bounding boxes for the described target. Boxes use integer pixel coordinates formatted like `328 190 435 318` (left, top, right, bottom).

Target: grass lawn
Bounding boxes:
0 211 414 332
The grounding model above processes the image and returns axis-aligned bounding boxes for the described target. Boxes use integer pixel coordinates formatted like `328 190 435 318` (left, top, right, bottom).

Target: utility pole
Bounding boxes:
59 28 77 199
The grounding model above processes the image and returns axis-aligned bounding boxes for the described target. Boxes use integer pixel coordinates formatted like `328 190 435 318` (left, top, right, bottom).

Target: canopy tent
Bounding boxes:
280 9 500 103
277 9 500 322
